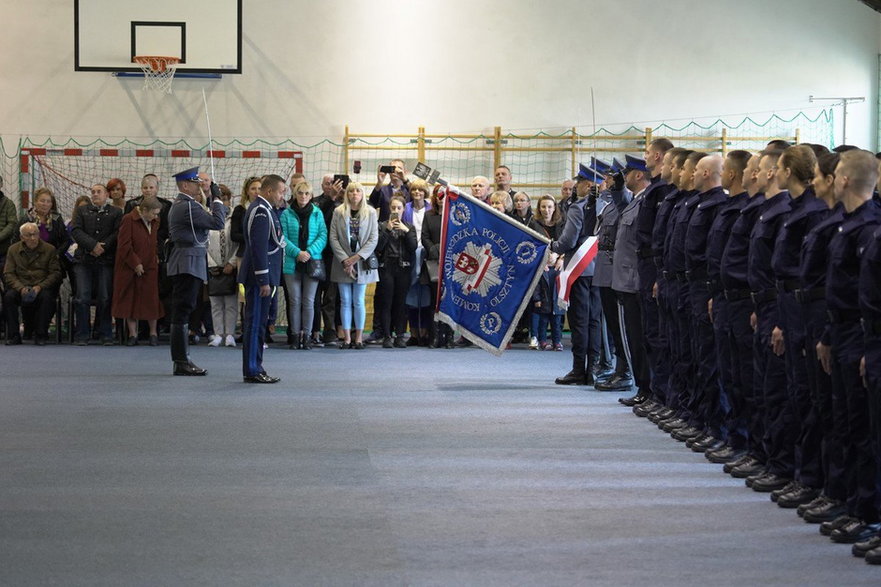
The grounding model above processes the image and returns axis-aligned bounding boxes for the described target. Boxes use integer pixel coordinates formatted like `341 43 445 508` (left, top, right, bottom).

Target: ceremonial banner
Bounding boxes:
555 234 598 311
436 187 550 356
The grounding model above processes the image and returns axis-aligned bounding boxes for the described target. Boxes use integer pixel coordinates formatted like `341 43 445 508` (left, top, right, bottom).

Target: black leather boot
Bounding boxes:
171 323 206 376
555 357 587 385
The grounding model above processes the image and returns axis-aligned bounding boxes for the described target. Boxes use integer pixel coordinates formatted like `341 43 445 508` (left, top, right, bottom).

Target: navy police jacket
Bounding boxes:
747 191 791 296
823 199 881 343
685 186 727 277
636 177 675 287
859 224 881 324
799 204 843 296
238 196 284 288
706 192 748 294
747 191 790 335
653 188 684 273
665 190 700 275
771 187 827 283
720 193 764 291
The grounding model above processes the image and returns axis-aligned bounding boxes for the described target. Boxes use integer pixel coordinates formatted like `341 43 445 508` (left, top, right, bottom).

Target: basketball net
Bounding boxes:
133 56 179 94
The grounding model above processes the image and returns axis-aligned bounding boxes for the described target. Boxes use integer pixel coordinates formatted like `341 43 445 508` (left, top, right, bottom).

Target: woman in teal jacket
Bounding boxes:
280 180 327 349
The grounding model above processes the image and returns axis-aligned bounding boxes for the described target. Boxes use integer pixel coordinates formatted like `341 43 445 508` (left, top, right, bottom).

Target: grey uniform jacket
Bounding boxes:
550 195 600 278
611 187 644 294
593 192 625 288
167 193 227 281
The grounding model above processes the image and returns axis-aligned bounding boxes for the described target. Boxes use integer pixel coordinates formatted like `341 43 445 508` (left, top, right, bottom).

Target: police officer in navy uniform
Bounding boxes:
720 154 767 479
817 149 881 544
744 149 795 494
640 148 689 413
550 164 600 385
662 151 705 441
702 150 751 466
630 139 675 410
239 174 287 384
857 208 881 563
167 167 227 376
768 145 829 508
680 154 728 452
797 152 848 524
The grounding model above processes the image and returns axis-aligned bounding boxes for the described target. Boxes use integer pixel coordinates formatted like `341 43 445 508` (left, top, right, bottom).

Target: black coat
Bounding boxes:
419 210 443 284
376 220 418 269
70 204 123 264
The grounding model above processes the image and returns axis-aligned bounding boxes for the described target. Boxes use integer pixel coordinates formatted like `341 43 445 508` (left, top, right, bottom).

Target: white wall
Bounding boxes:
0 0 879 147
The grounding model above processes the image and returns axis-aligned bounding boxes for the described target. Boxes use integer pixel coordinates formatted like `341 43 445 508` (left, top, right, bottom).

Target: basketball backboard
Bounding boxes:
74 0 242 74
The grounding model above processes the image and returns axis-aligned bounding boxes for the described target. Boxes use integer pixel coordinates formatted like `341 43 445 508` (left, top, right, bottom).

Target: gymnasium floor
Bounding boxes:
1 341 877 586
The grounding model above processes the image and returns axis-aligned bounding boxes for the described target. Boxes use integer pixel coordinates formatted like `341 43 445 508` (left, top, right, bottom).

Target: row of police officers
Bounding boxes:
551 140 881 564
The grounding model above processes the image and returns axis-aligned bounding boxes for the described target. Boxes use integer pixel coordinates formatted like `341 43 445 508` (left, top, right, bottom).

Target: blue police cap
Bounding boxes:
611 158 626 173
575 163 605 184
624 154 648 173
590 157 612 175
173 166 200 182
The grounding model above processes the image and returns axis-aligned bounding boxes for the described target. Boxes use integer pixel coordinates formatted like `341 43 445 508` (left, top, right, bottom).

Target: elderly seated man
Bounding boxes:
3 222 61 345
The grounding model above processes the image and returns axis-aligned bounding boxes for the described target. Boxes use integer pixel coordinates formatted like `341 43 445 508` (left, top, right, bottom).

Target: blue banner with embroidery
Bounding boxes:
436 187 550 356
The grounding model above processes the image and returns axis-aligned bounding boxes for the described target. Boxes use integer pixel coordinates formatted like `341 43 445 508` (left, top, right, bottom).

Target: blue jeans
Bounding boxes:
73 263 113 340
337 282 367 331
284 272 319 334
537 313 563 345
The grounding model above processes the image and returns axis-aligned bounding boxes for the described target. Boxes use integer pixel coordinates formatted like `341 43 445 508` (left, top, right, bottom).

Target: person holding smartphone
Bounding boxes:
367 159 410 343
376 195 417 348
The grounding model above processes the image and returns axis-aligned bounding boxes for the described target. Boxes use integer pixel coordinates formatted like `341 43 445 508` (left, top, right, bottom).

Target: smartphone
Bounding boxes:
389 212 399 222
333 174 350 189
379 165 396 174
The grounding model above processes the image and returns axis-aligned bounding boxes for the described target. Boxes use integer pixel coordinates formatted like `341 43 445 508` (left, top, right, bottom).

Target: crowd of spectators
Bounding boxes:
0 162 590 355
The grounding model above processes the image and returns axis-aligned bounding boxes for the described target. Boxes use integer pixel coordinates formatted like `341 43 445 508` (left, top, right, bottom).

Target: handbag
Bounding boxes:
306 257 326 281
423 259 439 282
207 267 238 296
364 252 379 271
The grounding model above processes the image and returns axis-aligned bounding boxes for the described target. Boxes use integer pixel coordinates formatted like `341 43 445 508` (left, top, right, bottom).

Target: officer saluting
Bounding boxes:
239 174 286 384
167 167 227 376
550 163 602 385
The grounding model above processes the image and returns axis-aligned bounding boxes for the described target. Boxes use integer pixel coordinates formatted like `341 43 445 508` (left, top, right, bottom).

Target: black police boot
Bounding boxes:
171 323 206 376
594 359 615 383
596 368 635 391
555 357 587 385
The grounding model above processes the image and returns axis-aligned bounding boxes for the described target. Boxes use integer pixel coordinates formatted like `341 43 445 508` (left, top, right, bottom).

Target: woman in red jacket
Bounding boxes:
112 196 165 345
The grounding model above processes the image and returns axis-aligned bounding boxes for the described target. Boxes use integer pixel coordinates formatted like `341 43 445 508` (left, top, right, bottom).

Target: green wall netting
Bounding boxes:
1 109 834 219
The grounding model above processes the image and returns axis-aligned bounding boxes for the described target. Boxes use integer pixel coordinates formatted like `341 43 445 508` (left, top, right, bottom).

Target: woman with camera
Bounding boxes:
329 182 378 349
376 195 417 348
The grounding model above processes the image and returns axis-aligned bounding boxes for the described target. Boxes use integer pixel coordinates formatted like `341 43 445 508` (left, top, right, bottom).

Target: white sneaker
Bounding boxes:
529 336 539 349
224 335 236 347
208 335 222 347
